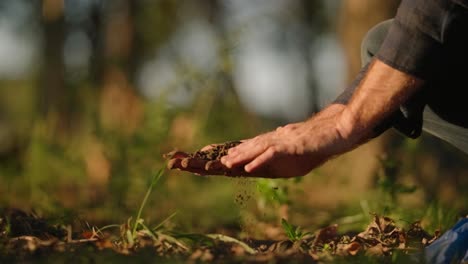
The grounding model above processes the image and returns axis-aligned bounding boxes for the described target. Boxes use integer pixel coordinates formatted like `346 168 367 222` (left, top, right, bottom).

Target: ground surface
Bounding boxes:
0 208 439 263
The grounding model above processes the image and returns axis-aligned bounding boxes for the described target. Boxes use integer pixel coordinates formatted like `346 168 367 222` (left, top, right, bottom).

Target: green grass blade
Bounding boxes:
98 224 121 232
153 211 178 231
139 221 158 240
132 168 164 237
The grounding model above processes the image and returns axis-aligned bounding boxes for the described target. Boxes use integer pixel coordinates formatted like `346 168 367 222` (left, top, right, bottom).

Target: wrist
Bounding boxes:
336 107 362 146
304 104 359 155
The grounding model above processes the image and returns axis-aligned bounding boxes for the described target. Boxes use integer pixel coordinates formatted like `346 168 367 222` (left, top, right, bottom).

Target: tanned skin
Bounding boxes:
216 59 424 178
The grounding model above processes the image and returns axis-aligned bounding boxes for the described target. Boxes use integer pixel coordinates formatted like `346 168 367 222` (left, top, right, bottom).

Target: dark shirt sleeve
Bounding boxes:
376 0 468 80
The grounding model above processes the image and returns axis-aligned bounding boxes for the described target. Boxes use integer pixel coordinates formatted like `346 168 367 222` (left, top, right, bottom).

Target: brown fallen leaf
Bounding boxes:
345 241 361 256
312 224 338 248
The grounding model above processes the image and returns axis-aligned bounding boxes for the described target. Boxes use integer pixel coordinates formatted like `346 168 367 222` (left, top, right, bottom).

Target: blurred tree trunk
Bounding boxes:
39 0 71 139
99 0 143 208
301 0 328 114
99 0 142 135
338 0 400 81
89 3 104 87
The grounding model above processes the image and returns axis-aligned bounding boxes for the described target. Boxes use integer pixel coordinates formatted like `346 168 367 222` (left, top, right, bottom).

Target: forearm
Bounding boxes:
338 59 424 147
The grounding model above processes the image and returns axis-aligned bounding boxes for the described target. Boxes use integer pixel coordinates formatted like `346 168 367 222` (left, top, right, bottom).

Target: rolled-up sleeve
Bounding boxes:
376 0 468 79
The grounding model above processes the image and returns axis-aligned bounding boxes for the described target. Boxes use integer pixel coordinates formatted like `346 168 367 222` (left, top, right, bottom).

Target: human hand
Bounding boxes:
219 105 353 178
166 104 355 178
218 126 325 178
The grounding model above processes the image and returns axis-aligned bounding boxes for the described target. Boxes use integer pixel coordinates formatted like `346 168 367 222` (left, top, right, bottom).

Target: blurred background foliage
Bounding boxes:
0 0 466 237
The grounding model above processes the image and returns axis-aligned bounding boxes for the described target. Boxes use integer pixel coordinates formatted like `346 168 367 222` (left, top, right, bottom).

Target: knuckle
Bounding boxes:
284 123 297 130
259 140 270 149
253 135 262 142
267 145 278 155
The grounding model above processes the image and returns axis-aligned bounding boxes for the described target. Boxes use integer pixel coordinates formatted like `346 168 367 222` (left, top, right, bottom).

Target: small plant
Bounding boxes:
256 179 291 221
281 218 310 242
131 168 164 238
98 168 184 251
256 179 289 206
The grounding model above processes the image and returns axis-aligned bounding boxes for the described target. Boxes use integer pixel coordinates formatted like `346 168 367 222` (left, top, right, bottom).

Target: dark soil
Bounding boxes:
189 141 241 161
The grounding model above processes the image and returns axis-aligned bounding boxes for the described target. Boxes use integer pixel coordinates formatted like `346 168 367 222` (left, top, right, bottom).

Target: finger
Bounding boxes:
205 160 224 171
200 144 218 152
205 160 251 176
226 139 250 156
177 161 267 178
201 140 245 153
167 158 182 170
202 160 273 178
245 147 276 173
180 157 208 170
223 138 269 168
225 138 259 159
167 158 222 175
163 150 190 159
167 158 209 174
168 157 210 173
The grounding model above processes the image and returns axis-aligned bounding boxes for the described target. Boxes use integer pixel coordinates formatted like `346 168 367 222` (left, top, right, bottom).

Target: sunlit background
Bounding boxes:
0 0 466 235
